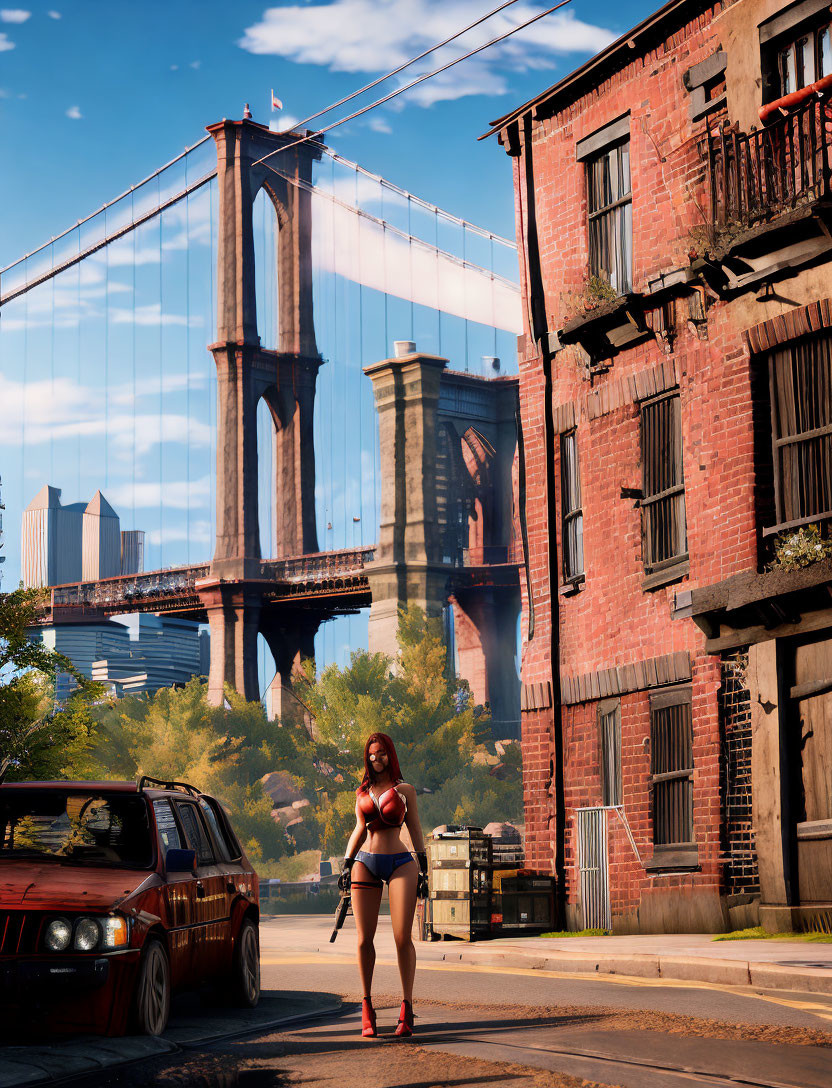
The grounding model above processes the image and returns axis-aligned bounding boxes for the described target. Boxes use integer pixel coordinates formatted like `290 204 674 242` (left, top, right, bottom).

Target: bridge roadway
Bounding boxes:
34 546 520 627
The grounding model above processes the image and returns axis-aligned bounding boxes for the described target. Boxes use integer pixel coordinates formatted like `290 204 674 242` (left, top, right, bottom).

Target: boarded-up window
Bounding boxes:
650 688 694 846
767 331 832 534
599 701 621 807
641 391 688 572
560 430 584 581
586 139 632 295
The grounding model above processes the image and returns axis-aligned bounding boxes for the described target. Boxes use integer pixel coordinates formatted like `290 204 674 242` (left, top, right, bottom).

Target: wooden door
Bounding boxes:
793 637 832 904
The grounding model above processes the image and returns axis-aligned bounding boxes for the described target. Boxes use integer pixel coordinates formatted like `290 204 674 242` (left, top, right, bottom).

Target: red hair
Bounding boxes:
358 732 403 794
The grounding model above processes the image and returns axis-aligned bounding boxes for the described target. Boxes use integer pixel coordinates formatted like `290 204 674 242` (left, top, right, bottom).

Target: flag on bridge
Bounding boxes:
271 89 283 112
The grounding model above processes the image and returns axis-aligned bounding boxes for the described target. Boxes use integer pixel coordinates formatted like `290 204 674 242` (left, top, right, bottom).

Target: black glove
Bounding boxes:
338 857 355 893
416 851 429 899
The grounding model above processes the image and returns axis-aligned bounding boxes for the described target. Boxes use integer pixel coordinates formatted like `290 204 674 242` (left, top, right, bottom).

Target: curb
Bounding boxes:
440 946 832 994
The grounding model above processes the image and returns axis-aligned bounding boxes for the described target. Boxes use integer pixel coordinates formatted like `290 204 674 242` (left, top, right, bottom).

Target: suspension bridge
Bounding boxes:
0 115 523 732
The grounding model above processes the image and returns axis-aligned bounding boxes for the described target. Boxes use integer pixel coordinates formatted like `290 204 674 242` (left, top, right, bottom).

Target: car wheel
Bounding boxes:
232 917 260 1008
133 938 171 1036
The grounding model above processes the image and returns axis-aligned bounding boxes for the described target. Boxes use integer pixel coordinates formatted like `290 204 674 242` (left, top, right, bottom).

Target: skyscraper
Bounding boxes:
21 485 85 587
82 491 121 581
21 486 144 588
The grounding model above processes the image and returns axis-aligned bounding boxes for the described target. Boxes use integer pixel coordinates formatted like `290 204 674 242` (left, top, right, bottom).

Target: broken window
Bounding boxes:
599 700 622 807
560 429 584 583
767 331 832 533
640 391 688 575
585 138 632 295
650 688 694 847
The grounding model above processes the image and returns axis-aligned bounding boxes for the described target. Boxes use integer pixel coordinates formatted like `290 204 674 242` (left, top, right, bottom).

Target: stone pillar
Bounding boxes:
260 613 320 723
199 580 265 705
452 587 521 736
749 638 795 931
261 355 321 556
363 351 450 656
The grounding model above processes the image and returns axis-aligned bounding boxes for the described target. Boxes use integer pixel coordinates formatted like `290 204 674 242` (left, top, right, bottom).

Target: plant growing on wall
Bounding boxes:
768 523 832 572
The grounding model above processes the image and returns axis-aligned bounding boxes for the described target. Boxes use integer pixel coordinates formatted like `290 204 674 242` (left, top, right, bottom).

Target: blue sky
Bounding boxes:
0 0 653 265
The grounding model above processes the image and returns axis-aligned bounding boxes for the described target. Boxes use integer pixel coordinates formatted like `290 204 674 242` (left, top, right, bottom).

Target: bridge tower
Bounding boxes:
198 117 323 705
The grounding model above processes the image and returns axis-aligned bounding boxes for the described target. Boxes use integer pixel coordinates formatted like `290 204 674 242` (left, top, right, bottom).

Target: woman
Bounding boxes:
339 732 428 1038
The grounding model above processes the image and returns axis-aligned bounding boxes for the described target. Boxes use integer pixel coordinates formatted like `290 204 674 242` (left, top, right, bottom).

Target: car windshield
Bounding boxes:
0 791 153 868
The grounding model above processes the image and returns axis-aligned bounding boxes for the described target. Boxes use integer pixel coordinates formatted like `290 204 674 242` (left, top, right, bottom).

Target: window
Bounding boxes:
153 799 184 859
199 796 240 862
599 701 621 807
586 139 632 295
175 801 215 866
766 331 832 534
560 430 584 583
650 689 694 847
760 1 832 102
640 391 688 578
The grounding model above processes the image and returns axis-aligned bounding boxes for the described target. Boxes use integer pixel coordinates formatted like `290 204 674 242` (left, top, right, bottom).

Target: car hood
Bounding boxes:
0 861 157 912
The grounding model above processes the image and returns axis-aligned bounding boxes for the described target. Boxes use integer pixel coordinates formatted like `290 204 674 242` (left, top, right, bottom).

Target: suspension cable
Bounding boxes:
252 0 572 168
278 0 530 135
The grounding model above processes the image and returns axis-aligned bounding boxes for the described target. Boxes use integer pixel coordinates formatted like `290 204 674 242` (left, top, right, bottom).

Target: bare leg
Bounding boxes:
387 859 418 1002
351 861 382 999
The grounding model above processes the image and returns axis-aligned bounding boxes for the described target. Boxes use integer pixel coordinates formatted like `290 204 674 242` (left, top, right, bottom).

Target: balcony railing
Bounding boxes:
708 98 832 230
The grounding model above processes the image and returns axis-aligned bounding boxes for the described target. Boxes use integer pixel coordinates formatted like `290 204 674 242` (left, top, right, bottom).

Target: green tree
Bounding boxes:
0 587 100 782
292 607 522 855
88 679 309 865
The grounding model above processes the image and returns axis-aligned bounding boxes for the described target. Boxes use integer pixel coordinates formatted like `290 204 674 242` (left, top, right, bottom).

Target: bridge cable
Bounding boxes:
251 0 572 168
272 0 530 138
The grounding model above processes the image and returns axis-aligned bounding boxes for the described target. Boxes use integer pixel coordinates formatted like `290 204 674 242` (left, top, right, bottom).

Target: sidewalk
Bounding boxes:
264 916 832 996
0 989 341 1088
435 932 832 995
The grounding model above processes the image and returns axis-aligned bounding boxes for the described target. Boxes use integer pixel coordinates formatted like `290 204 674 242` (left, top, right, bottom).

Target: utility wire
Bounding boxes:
281 0 531 135
252 0 572 168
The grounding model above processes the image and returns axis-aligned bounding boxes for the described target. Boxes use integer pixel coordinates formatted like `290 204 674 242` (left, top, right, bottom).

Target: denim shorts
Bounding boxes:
355 850 414 884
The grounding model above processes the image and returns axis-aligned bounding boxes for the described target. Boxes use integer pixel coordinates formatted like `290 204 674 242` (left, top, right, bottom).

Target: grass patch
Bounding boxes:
257 850 321 883
539 928 611 938
713 926 832 942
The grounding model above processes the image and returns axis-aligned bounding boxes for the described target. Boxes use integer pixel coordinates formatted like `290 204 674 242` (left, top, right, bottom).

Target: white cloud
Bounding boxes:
0 32 14 49
269 113 301 133
108 477 211 510
368 117 392 134
189 59 200 69
170 63 178 70
47 10 61 18
146 521 212 546
239 2 614 106
65 104 82 120
0 10 30 23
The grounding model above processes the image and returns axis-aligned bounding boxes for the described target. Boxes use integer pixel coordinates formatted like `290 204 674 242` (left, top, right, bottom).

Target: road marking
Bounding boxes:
260 953 832 1025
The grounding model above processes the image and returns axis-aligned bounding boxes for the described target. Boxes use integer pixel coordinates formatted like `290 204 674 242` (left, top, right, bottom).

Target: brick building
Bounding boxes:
486 0 832 932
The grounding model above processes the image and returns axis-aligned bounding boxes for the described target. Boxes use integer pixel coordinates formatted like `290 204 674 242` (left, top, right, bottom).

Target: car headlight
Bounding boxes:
73 917 100 952
101 915 129 949
45 918 72 952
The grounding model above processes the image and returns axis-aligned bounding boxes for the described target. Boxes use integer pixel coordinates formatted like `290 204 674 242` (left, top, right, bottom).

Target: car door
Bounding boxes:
173 800 227 981
152 797 197 988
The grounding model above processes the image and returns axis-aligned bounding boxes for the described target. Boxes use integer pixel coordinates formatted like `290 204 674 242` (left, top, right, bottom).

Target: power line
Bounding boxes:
252 0 572 168
280 0 531 135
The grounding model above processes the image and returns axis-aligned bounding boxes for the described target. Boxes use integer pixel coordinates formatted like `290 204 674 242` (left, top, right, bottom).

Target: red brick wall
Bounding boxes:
510 0 775 928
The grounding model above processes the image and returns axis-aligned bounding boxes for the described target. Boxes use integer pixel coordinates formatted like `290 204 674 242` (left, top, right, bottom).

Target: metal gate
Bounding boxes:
577 807 611 931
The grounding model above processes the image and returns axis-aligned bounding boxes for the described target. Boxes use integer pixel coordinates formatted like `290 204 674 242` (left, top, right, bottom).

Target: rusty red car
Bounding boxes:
0 777 260 1036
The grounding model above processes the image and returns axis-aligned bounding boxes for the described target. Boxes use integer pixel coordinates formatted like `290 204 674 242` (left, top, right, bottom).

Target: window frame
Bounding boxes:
173 799 216 867
648 687 696 864
639 388 689 589
560 428 585 588
584 136 633 296
760 0 832 102
764 332 832 536
598 699 622 807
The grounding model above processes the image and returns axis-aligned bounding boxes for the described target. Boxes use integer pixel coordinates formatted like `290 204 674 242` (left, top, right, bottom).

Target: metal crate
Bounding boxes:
426 830 492 941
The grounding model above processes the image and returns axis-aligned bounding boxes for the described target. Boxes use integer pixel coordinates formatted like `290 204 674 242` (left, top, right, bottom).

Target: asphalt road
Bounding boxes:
32 915 832 1088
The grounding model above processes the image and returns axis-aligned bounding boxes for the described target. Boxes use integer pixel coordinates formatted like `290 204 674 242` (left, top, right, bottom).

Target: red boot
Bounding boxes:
361 998 377 1038
394 999 414 1037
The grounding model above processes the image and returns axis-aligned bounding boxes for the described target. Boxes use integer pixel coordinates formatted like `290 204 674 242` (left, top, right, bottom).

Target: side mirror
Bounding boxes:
165 848 196 873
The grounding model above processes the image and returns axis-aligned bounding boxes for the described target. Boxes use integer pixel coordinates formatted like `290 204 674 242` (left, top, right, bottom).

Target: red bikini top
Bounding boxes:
358 784 407 831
